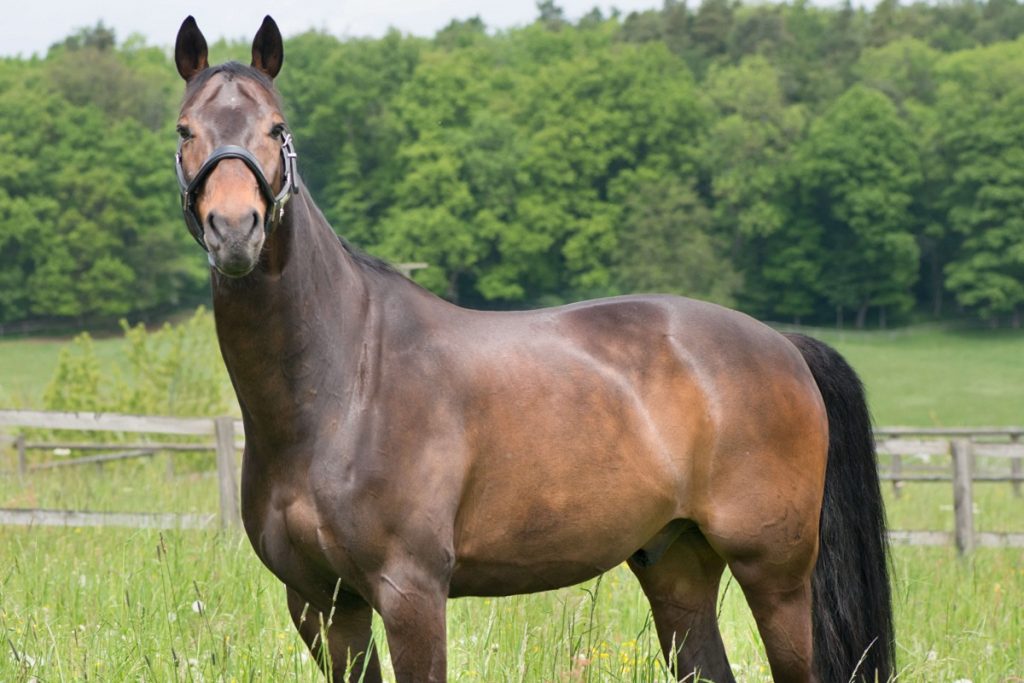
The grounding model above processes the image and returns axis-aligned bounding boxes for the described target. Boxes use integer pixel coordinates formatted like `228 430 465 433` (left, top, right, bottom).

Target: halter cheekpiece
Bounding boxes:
175 133 298 250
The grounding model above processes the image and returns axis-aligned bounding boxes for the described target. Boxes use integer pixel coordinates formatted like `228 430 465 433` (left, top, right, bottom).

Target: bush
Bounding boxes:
43 307 231 417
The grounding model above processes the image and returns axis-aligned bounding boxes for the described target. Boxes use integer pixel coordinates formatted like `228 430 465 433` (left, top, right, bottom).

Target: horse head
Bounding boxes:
173 16 296 278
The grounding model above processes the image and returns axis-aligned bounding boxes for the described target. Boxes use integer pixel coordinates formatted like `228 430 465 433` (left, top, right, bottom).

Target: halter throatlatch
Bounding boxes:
175 133 298 250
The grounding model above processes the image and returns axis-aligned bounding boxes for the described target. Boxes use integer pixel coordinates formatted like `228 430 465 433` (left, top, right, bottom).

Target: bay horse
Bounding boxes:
173 16 894 682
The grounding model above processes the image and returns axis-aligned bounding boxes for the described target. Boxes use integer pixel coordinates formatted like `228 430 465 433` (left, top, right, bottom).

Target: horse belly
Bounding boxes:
449 384 696 597
448 481 675 598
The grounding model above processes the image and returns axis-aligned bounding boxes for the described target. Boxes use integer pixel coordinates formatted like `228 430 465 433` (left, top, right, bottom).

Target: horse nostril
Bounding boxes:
205 212 223 240
205 211 261 241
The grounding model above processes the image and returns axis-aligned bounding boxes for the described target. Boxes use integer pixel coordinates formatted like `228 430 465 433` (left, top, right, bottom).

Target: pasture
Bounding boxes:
0 335 127 407
1 323 1022 681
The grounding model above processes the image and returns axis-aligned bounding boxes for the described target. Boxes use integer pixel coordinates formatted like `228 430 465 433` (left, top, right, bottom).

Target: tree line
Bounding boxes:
2 0 1023 329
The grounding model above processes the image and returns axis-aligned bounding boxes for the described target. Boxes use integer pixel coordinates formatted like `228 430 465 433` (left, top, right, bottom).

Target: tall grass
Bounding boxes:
1 523 1020 681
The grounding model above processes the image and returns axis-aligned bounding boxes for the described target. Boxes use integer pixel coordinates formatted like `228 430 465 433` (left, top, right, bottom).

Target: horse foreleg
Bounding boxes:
628 531 734 682
286 586 382 683
374 565 449 683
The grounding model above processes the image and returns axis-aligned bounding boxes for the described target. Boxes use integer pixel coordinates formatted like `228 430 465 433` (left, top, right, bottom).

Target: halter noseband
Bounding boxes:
175 133 298 250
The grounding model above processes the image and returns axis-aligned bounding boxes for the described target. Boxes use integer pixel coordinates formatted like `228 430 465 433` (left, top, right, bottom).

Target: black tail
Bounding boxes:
786 333 895 682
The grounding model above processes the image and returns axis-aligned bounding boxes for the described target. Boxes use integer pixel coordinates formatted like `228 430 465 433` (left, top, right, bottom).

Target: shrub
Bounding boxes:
43 307 232 418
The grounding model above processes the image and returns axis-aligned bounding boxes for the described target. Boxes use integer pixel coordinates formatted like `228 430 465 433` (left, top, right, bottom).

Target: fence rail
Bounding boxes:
1 410 241 530
1 410 1022 553
0 508 216 530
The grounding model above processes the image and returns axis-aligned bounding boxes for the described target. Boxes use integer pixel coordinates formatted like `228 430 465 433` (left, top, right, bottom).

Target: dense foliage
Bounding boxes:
3 2 1024 327
43 308 230 417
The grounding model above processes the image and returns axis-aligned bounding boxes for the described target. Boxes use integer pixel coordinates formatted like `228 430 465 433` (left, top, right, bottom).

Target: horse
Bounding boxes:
172 16 894 683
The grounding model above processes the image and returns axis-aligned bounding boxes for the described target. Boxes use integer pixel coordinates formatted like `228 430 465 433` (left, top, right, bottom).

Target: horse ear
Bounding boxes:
251 16 283 79
175 16 209 81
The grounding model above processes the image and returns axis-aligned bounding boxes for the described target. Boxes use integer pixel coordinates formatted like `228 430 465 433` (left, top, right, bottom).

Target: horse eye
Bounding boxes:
270 123 287 139
177 125 192 140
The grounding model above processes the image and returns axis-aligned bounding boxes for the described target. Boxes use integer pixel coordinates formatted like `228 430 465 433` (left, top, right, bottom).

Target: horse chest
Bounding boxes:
243 478 363 604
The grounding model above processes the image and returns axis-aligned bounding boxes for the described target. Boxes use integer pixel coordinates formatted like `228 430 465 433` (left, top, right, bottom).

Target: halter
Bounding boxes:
175 133 298 250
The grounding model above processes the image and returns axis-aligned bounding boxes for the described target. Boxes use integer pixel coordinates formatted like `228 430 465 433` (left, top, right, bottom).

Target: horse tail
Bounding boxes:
785 333 895 683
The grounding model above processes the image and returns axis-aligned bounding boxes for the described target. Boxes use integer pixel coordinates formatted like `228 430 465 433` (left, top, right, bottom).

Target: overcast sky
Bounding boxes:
2 0 676 58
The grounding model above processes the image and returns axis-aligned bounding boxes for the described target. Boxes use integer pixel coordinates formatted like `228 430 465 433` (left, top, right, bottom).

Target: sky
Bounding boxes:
2 0 671 58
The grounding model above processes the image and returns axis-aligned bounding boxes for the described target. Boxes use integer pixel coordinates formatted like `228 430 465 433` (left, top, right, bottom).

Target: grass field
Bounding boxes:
1 321 1022 681
0 335 127 408
0 525 1020 682
809 327 1024 427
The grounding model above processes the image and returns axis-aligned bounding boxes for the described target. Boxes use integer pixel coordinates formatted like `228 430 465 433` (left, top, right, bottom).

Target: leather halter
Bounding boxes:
175 133 298 250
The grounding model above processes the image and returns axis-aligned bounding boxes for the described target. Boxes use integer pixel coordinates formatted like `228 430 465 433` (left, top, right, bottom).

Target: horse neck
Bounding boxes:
210 188 374 447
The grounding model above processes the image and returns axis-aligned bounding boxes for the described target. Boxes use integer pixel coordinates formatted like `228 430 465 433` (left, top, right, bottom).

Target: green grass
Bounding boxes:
0 436 1021 681
0 523 1020 681
812 327 1024 427
0 454 218 514
0 335 127 407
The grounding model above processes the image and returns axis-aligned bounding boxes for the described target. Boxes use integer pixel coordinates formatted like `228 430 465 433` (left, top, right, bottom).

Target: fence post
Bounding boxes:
951 439 975 556
891 453 902 499
215 417 241 530
16 434 26 478
1011 434 1022 498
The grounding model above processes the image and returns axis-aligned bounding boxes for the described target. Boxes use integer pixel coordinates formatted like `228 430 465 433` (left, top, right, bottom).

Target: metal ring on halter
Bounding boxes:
175 133 298 251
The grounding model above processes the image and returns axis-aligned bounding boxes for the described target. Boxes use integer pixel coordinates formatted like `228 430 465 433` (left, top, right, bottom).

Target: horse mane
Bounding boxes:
334 234 403 278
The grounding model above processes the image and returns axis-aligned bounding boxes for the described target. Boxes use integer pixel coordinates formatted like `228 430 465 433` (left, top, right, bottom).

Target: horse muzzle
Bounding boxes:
202 205 266 277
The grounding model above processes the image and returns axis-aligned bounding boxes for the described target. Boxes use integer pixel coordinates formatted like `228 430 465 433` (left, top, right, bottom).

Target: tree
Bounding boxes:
435 17 487 50
51 21 116 52
692 0 735 63
936 41 1024 325
855 38 948 316
700 56 812 319
537 1 569 31
0 39 202 325
372 28 706 306
280 30 423 243
796 85 921 327
6 4 1024 328
611 167 740 304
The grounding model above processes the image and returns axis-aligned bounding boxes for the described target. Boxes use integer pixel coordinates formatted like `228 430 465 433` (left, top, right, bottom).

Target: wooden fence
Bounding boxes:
1 411 1022 554
0 410 242 530
875 427 1023 553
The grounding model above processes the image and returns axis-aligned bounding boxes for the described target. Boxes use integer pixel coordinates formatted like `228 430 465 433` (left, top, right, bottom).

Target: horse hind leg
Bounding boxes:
628 528 734 683
725 551 817 683
706 506 820 683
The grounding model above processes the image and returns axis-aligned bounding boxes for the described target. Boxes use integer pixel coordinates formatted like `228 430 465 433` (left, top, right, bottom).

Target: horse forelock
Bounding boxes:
183 61 282 110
